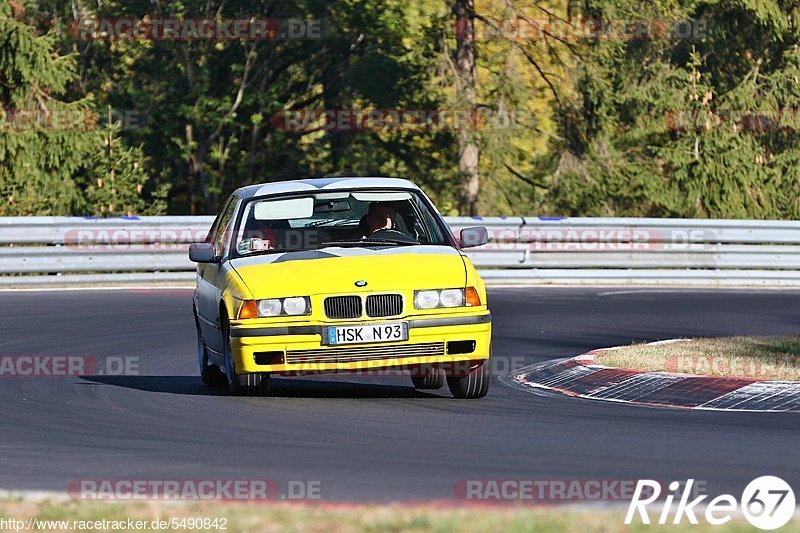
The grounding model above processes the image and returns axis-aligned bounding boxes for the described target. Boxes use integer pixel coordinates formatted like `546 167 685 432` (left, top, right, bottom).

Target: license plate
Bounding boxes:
325 322 408 345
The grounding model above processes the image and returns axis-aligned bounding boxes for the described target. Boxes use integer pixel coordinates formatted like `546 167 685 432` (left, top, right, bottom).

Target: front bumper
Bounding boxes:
230 312 491 375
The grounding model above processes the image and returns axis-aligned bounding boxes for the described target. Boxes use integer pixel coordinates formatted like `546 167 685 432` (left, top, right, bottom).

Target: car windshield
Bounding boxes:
233 189 451 256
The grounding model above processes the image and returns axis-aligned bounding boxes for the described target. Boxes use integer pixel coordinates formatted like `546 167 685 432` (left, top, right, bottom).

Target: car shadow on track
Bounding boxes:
80 375 443 399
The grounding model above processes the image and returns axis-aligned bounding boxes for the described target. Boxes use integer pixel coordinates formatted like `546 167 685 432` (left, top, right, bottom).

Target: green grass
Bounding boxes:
0 499 777 532
597 336 800 380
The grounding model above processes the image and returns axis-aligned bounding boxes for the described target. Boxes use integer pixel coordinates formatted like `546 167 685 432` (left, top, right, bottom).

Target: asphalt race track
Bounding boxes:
0 287 798 502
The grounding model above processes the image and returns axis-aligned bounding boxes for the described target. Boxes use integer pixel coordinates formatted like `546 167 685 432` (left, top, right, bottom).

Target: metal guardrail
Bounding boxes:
1 216 800 287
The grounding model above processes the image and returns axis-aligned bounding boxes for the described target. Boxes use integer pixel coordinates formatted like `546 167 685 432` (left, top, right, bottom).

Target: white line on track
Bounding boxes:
0 286 193 292
596 288 800 296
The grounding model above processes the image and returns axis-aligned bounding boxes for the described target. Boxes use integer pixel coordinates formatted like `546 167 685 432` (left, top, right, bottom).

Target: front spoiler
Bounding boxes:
230 313 491 338
230 313 492 374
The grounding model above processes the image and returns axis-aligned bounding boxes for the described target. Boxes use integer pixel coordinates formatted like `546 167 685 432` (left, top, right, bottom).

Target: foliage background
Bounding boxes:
0 0 798 218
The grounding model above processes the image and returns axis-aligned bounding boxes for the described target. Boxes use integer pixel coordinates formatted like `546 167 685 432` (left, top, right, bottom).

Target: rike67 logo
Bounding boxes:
626 477 795 530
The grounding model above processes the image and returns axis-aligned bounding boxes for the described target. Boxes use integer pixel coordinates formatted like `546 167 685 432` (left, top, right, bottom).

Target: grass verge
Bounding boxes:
596 336 800 380
0 499 770 532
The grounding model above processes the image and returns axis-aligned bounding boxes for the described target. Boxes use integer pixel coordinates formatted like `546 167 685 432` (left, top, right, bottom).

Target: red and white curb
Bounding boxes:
508 341 800 412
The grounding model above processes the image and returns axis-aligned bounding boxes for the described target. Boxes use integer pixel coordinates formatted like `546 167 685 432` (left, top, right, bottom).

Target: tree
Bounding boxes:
454 0 479 215
0 1 94 215
11 0 800 219
82 107 168 216
0 1 168 216
538 0 800 219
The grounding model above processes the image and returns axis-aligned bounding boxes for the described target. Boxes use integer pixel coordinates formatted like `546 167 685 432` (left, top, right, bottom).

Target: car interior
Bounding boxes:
237 197 432 253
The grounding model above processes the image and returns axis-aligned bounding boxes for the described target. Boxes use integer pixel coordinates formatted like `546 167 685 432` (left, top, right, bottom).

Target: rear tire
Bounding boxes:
229 371 271 396
411 365 445 389
222 314 270 396
446 360 490 399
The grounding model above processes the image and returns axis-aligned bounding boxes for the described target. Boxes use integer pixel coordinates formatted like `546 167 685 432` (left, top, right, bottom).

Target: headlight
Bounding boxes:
240 297 312 318
258 299 283 317
282 297 308 315
414 288 478 310
439 288 465 307
414 290 440 310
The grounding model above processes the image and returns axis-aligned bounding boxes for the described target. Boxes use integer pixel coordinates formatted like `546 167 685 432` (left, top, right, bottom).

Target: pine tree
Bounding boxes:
81 108 168 217
0 2 169 216
539 0 800 219
0 2 98 215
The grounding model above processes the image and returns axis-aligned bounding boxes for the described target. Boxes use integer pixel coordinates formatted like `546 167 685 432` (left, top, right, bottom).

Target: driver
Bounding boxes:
364 202 396 234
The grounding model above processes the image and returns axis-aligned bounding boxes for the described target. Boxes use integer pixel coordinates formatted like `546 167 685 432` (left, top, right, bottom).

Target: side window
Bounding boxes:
205 206 226 244
411 194 447 245
210 195 237 257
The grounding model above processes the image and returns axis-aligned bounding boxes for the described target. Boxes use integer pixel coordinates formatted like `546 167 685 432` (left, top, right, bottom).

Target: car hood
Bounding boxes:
230 245 467 298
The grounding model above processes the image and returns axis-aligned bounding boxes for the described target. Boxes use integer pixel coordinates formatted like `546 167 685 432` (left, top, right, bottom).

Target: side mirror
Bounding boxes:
189 243 219 263
459 226 489 248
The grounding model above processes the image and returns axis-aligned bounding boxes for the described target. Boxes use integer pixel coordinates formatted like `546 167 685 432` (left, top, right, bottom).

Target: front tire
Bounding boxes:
446 360 490 399
197 319 226 387
410 365 445 389
222 315 270 396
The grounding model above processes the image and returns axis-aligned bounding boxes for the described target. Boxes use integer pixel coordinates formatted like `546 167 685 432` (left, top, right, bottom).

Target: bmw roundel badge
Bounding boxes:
355 280 368 287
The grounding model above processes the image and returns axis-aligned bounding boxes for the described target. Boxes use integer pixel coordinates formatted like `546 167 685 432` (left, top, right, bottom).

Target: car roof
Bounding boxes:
236 177 422 199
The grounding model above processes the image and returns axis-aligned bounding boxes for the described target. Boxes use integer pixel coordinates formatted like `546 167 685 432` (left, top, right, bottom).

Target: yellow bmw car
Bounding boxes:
190 177 491 398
